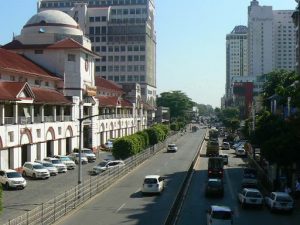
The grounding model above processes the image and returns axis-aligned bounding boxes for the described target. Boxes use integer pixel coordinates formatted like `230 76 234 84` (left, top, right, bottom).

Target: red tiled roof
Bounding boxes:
97 96 132 108
31 87 71 105
95 76 123 93
3 38 98 57
0 48 61 80
0 81 28 101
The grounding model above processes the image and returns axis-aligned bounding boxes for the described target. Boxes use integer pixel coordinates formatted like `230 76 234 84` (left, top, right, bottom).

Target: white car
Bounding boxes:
265 192 294 213
73 148 96 162
44 157 67 173
206 205 233 225
22 162 50 179
92 160 125 174
0 169 27 189
68 152 88 164
142 175 164 194
167 143 178 152
235 146 246 156
35 160 58 176
54 155 76 170
238 188 264 208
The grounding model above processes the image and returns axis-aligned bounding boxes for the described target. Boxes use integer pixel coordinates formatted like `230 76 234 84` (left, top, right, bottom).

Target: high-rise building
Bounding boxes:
248 0 296 77
38 0 156 107
225 25 248 100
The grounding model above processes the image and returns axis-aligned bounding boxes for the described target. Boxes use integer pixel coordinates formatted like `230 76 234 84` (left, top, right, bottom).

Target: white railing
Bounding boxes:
3 133 180 225
44 116 54 122
18 117 31 125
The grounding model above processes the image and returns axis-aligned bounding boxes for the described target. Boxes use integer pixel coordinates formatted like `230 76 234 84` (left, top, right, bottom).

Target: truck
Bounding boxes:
208 157 224 178
208 128 219 141
206 140 219 156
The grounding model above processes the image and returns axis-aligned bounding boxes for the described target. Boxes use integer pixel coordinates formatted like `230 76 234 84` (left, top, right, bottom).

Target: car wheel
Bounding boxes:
241 200 246 208
5 182 10 190
33 173 36 179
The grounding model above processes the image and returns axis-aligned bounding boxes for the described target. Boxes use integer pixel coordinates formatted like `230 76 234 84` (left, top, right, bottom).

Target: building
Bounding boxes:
37 0 157 107
225 25 248 102
248 0 296 77
292 2 300 74
0 10 147 170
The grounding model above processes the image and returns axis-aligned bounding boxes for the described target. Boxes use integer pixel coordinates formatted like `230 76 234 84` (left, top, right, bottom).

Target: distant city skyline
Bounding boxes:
0 0 296 108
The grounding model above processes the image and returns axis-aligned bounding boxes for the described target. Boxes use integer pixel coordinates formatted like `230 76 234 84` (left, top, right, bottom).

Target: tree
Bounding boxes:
157 91 194 119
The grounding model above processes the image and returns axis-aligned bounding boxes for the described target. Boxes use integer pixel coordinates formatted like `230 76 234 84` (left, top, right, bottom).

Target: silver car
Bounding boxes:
35 160 58 176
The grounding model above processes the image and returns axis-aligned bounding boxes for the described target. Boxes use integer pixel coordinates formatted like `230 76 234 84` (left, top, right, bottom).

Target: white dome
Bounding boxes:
22 10 83 36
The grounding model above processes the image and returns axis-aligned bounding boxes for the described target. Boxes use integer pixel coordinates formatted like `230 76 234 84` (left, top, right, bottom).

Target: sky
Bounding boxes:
0 0 297 108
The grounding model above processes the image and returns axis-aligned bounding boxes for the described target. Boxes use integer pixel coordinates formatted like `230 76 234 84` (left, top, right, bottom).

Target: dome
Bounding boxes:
21 10 83 36
25 10 78 27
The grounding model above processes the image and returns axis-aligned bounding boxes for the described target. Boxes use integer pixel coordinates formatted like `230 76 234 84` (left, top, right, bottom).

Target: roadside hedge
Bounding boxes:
112 124 170 159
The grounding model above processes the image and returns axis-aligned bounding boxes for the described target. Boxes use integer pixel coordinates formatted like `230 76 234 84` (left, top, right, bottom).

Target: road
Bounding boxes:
1 151 112 224
53 128 205 225
176 146 300 225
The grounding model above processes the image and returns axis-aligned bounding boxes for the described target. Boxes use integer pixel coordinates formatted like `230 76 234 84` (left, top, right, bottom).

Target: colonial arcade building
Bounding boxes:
0 10 147 170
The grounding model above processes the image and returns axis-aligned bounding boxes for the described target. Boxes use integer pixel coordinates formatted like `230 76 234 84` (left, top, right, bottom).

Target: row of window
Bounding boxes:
110 7 147 15
105 55 145 62
89 26 107 35
95 64 145 72
109 17 147 24
105 74 145 82
40 0 147 8
89 34 146 43
92 44 145 52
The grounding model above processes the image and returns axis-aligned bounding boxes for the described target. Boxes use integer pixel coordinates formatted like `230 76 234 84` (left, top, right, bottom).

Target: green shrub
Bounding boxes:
112 137 136 159
145 128 160 145
170 123 179 131
136 131 149 149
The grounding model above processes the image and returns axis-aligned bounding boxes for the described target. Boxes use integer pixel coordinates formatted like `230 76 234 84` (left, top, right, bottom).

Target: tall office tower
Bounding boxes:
38 0 156 106
225 25 248 100
292 2 300 74
248 0 296 77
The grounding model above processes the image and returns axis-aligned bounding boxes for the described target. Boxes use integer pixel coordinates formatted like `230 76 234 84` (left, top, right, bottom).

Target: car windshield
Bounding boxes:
277 196 292 202
52 160 62 164
212 211 232 220
144 178 158 184
43 163 53 167
33 164 44 169
7 172 22 178
208 180 222 187
60 157 70 161
83 150 93 154
246 191 262 198
168 144 176 147
98 162 108 167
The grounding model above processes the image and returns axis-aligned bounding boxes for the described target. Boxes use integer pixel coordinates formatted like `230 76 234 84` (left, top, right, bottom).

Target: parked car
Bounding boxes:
104 140 114 150
241 168 258 188
68 152 88 164
265 192 294 213
167 143 178 152
221 142 230 150
73 148 96 162
0 169 27 189
205 178 224 197
235 146 246 156
43 157 67 173
92 160 125 174
54 155 76 170
142 175 164 195
219 154 228 165
22 162 50 179
238 188 264 208
208 157 224 178
34 160 58 176
206 205 233 225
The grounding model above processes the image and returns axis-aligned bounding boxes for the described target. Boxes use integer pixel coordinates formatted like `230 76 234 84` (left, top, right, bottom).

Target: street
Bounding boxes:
176 146 300 225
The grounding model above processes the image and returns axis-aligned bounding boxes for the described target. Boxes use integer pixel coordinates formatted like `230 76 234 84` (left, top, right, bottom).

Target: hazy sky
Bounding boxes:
0 0 296 108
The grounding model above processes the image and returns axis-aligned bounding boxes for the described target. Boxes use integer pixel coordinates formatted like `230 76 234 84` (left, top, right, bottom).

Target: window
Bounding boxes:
101 56 106 62
128 45 133 51
89 27 94 35
127 65 133 71
89 17 94 22
34 50 43 54
140 75 145 81
108 56 113 61
101 26 107 34
108 46 114 52
36 129 41 138
35 80 41 85
120 75 126 81
121 56 126 61
121 65 126 71
58 127 62 135
95 26 100 35
95 16 101 22
114 56 119 61
102 16 107 22
121 46 126 51
134 65 139 71
108 76 113 80
101 46 107 52
114 65 119 71
95 66 100 72
68 54 76 61
45 81 49 87
101 66 107 72
108 66 113 72
8 131 14 142
140 65 145 71
114 46 120 52
140 55 145 61
95 46 100 52
134 55 139 61
10 76 15 81
134 45 139 51
101 36 106 42
128 55 133 61
114 76 119 82
128 75 133 81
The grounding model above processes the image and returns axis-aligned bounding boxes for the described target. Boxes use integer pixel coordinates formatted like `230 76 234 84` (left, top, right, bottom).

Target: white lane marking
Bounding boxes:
116 203 126 213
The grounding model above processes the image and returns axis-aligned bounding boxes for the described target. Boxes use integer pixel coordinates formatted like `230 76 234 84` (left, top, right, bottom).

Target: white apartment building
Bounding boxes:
37 0 157 107
0 10 147 170
225 25 248 99
248 0 296 77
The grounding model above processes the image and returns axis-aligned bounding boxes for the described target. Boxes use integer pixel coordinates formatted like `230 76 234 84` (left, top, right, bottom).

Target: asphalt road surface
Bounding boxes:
176 146 300 225
53 128 205 225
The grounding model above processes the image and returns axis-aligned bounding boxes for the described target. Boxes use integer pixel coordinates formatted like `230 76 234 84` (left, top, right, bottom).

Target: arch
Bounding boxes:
65 125 73 138
20 128 33 145
46 127 55 141
118 120 122 128
100 123 105 132
110 122 114 130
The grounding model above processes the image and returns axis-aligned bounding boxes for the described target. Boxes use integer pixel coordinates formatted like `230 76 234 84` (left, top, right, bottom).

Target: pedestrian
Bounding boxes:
295 178 300 199
284 185 292 196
